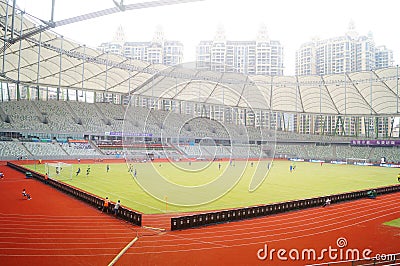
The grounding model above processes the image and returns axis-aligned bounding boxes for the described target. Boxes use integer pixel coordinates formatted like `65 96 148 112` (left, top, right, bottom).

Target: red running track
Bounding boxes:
121 192 400 265
0 165 142 266
0 164 399 265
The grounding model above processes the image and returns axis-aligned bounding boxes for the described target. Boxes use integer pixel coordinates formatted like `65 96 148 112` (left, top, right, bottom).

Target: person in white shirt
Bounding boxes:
322 198 331 207
114 200 121 216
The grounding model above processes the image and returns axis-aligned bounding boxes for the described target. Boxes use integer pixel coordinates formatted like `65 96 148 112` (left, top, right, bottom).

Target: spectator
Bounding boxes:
114 200 121 216
322 198 331 207
102 197 110 213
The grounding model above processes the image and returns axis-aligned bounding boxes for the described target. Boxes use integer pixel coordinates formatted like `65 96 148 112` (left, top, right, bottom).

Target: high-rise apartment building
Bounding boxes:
196 25 284 75
375 45 394 69
97 26 184 66
296 22 394 76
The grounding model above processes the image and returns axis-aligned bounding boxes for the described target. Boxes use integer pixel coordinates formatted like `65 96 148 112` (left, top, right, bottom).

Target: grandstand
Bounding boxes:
0 0 399 164
1 98 400 162
0 2 400 266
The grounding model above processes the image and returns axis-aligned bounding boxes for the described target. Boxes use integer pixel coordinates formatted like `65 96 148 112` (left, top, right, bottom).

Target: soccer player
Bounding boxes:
134 168 137 178
86 166 90 176
289 165 293 173
106 164 110 173
397 173 400 182
218 163 221 170
76 167 81 176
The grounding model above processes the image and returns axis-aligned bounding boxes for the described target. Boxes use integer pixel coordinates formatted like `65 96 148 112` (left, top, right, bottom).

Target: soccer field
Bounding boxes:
27 160 399 214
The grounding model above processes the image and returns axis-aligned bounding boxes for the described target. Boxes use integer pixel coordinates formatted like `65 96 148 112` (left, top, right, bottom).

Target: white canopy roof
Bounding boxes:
1 1 399 116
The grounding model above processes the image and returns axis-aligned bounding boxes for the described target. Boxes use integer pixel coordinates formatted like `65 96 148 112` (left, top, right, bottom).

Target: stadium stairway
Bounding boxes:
64 101 81 125
0 104 8 122
31 101 46 122
19 141 33 156
169 143 185 156
367 147 374 161
58 143 69 155
89 140 105 155
93 103 110 125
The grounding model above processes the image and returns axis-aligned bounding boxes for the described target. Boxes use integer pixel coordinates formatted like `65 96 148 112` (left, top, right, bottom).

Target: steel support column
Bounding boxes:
2 0 10 74
58 36 64 101
80 45 86 102
36 28 42 100
16 10 24 101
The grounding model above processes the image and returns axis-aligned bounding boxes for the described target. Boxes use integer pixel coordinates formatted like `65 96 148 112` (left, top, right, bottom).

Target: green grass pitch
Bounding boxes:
384 218 400 228
27 160 399 214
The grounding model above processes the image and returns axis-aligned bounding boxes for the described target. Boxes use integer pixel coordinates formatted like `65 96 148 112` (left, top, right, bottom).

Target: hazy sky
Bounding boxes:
17 0 400 75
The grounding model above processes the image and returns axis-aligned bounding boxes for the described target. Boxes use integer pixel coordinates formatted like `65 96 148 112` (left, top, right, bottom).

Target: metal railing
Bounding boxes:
7 162 142 226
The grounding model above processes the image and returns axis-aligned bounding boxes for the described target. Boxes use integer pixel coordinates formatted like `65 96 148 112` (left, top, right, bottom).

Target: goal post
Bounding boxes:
45 162 73 181
345 158 368 165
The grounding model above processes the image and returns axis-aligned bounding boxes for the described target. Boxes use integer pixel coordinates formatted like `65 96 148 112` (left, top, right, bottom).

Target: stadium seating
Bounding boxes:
275 144 306 158
95 102 127 131
368 146 400 163
305 145 334 160
34 101 84 132
67 102 112 133
61 142 102 156
22 142 68 157
0 101 50 131
335 145 371 161
0 141 30 159
1 100 398 163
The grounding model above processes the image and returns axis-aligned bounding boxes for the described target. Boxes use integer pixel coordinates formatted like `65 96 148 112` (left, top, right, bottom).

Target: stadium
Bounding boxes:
0 0 399 265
